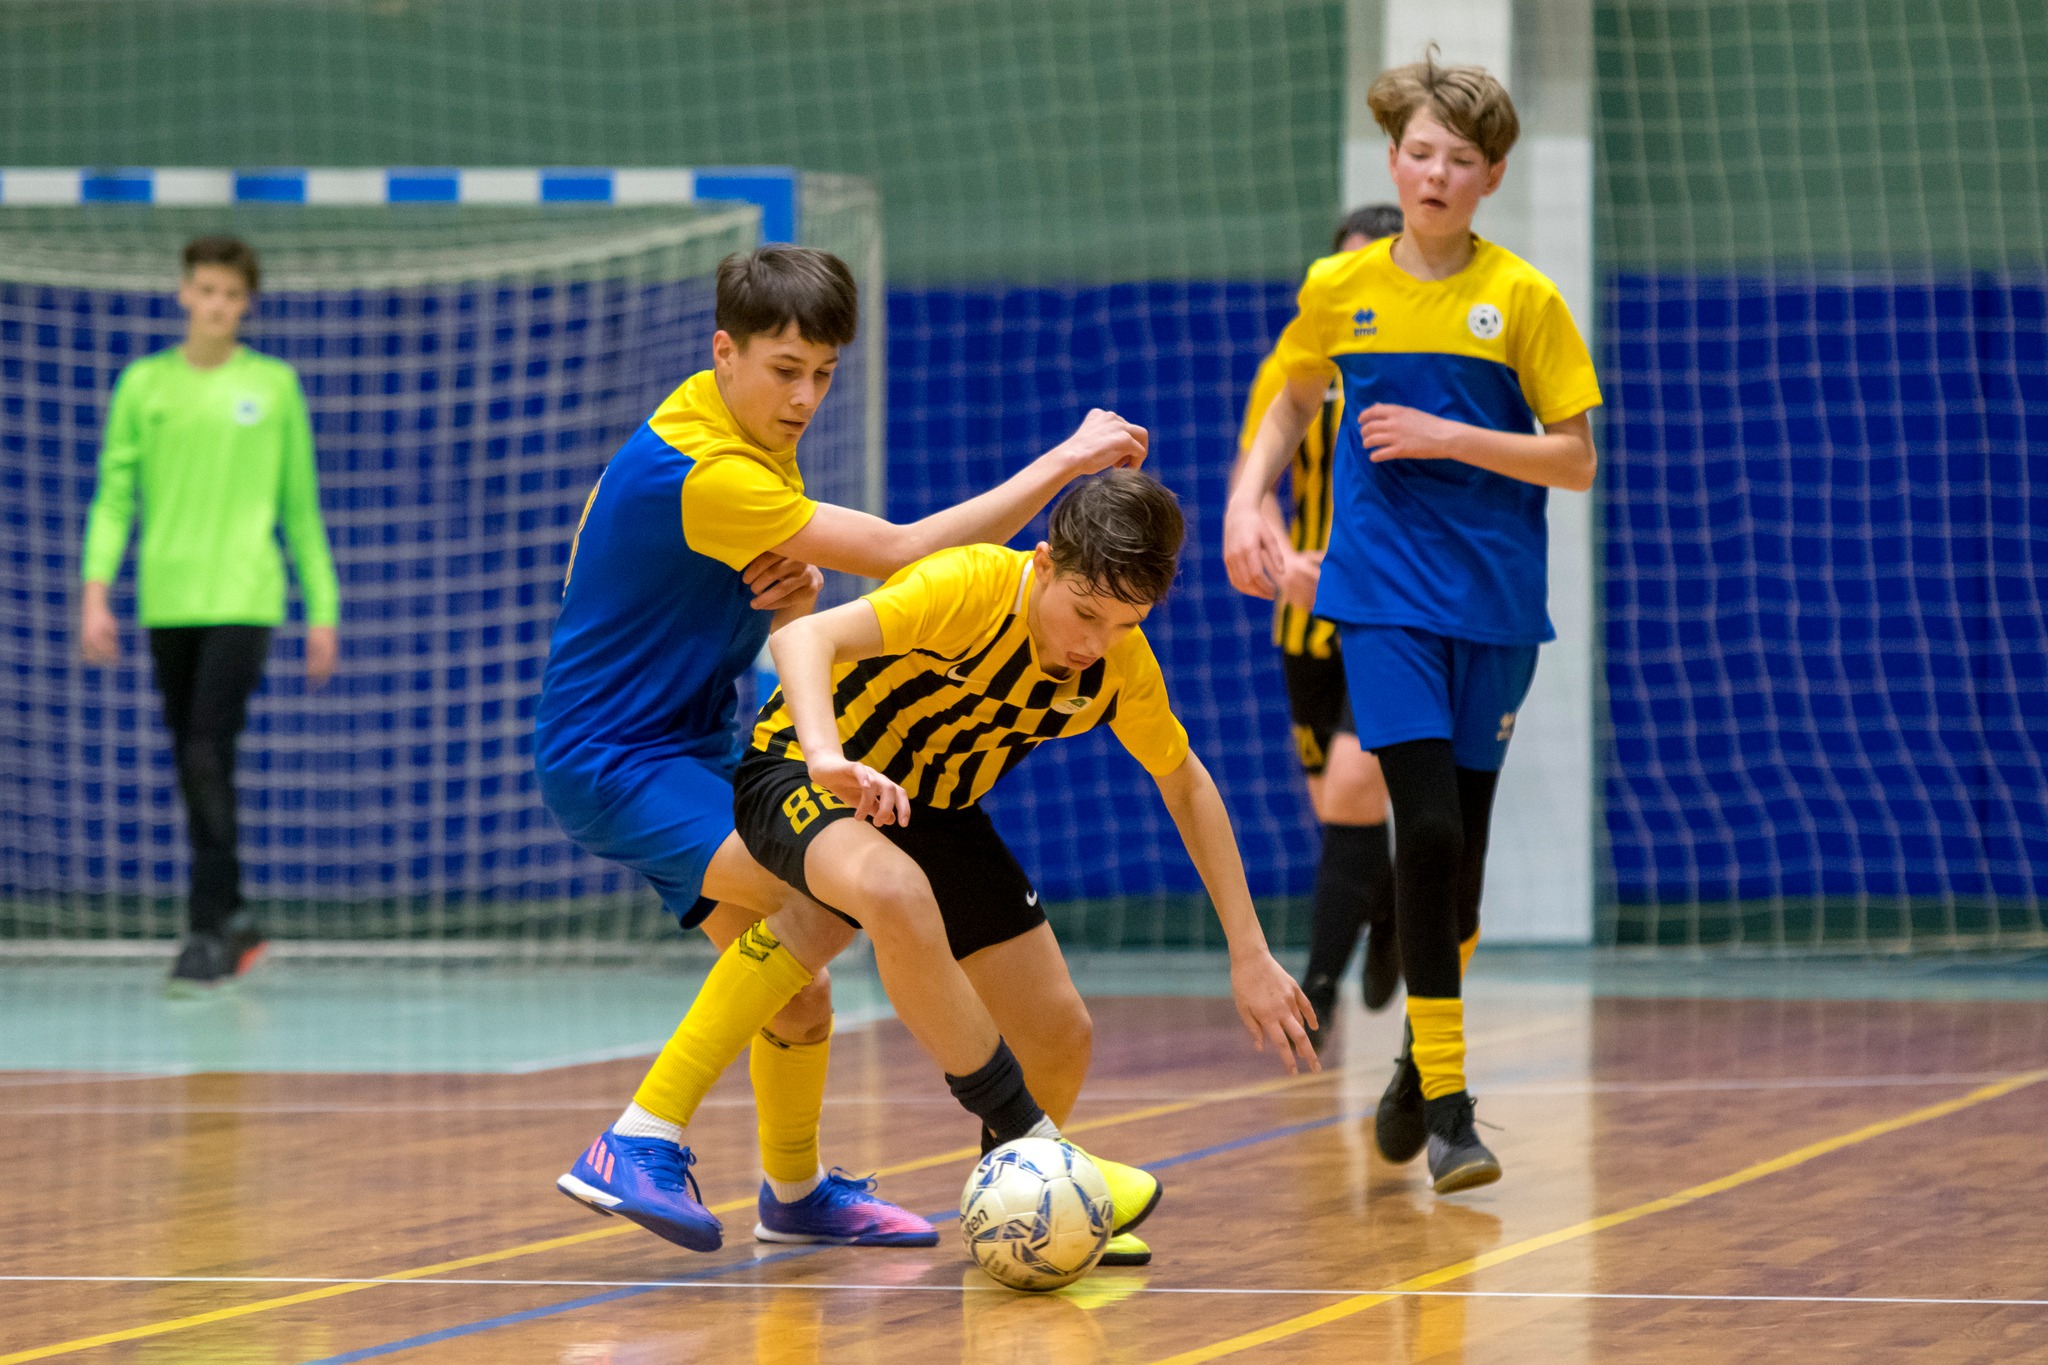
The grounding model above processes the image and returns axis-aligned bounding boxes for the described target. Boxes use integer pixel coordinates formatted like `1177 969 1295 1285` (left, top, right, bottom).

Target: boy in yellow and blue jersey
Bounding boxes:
539 246 1147 1252
1235 204 1404 1052
1226 58 1602 1194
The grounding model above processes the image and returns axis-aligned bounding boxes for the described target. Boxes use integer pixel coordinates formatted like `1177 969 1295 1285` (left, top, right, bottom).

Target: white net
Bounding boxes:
0 183 883 945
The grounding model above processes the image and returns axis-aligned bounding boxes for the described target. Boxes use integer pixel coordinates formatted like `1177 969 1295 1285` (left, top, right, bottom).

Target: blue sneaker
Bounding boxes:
753 1169 938 1246
556 1131 723 1252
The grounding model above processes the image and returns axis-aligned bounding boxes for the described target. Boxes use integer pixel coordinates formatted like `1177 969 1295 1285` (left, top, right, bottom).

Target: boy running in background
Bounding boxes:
738 469 1316 1265
1234 204 1405 1052
539 246 1146 1252
1225 57 1602 1193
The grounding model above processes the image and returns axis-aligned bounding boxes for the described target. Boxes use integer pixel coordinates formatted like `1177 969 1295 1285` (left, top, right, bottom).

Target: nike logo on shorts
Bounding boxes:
1025 891 1038 907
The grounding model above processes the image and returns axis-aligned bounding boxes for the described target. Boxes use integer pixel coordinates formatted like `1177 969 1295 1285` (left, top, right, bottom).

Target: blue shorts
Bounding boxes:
536 747 736 929
1339 624 1539 773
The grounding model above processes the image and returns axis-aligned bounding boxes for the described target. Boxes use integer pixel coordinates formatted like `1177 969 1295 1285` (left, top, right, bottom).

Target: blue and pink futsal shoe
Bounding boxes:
753 1170 939 1246
557 1131 724 1252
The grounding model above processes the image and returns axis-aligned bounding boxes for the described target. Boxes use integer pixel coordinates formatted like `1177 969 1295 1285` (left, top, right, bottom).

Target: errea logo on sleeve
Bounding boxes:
1467 304 1504 341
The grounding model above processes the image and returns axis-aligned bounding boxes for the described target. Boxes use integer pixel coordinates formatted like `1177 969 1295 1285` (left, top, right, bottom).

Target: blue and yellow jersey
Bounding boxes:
750 544 1189 808
535 370 817 776
1271 235 1602 645
1238 351 1342 659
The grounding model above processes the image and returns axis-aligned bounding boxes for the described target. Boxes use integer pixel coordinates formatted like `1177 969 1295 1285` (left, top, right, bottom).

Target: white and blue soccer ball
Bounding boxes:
959 1138 1114 1292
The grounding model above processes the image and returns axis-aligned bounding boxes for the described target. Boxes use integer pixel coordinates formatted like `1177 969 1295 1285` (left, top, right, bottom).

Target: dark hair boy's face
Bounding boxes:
1025 545 1153 678
1389 110 1506 237
711 322 840 450
177 263 251 345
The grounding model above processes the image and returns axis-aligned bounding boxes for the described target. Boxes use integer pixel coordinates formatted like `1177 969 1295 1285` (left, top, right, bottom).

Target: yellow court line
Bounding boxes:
1147 1066 2048 1364
2 1064 1344 1363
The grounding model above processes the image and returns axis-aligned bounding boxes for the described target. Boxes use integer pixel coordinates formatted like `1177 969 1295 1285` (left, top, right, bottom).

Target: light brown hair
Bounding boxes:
1367 53 1520 165
182 235 260 292
1046 469 1184 606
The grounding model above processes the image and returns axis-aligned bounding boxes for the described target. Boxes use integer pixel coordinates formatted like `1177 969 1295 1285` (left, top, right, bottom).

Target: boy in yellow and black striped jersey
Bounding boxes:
1236 205 1405 1052
736 469 1318 1266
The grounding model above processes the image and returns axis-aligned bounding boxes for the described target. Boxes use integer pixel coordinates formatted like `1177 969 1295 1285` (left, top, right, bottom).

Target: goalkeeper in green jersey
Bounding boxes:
78 236 340 994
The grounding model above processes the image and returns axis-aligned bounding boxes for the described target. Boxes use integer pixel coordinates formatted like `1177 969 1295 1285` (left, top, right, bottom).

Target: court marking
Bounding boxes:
0 1064 1347 1363
1147 1065 2048 1364
7 1277 2046 1311
3 1069 2031 1115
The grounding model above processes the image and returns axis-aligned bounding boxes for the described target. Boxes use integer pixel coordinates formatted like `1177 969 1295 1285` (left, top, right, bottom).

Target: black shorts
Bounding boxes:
1281 641 1355 777
732 750 1047 961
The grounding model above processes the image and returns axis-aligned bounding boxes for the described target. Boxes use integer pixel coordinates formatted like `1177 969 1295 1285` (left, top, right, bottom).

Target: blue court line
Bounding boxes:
298 1105 1368 1364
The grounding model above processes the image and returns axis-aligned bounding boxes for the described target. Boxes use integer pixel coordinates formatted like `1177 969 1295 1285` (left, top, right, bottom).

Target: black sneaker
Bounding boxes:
1361 919 1400 1011
1424 1091 1501 1194
1374 1022 1427 1164
166 932 230 996
221 911 268 977
1302 972 1338 1055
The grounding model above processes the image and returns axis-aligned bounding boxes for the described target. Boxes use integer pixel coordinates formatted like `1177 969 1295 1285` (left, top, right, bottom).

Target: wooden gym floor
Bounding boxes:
3 950 2046 1363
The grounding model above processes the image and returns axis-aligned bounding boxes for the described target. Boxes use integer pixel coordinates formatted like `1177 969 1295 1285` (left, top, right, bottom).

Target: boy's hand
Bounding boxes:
1052 409 1148 476
1222 501 1291 600
306 625 337 689
807 755 912 829
744 552 824 613
1230 949 1321 1074
79 591 120 665
1277 549 1322 614
1360 403 1460 463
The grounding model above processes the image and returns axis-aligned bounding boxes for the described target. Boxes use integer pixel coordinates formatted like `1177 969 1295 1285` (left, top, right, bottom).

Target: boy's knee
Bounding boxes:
1400 805 1464 871
851 861 945 947
770 969 834 1044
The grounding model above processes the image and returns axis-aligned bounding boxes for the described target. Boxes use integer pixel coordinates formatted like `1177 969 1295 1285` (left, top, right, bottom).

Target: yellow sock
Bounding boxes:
750 1021 832 1186
1459 931 1480 979
1406 995 1467 1100
633 920 813 1127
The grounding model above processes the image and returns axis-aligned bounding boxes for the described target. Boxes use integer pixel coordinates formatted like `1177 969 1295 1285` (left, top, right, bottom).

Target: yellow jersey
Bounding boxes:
751 544 1190 807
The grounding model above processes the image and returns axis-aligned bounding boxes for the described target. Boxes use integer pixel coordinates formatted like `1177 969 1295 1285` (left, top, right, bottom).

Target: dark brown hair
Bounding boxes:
1368 53 1520 164
182 235 260 292
715 245 858 348
1334 203 1403 250
1046 469 1185 606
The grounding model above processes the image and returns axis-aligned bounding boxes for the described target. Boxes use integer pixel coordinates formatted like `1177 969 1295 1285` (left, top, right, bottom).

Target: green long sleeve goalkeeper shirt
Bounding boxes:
80 345 339 628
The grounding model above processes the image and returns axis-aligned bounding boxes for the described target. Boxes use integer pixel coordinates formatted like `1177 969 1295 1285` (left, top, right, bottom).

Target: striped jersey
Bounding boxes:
1238 350 1342 659
750 544 1189 808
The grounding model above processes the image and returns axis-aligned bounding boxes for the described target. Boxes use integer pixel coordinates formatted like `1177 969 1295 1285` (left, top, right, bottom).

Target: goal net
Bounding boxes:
0 169 883 948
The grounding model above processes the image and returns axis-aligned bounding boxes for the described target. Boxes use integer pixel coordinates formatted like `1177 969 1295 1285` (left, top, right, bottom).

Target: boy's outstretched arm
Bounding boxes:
1223 371 1325 600
772 409 1147 582
1152 750 1320 1074
767 601 913 828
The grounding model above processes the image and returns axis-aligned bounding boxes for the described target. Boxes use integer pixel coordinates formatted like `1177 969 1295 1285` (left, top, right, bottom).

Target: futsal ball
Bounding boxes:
959 1138 1114 1292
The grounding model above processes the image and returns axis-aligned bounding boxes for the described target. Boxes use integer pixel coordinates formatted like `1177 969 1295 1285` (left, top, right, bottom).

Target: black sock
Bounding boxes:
1301 822 1391 991
946 1039 1048 1146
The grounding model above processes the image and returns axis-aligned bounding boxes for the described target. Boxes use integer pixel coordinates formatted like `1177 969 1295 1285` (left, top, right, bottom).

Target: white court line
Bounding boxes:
5 1275 2043 1310
3 1072 2026 1116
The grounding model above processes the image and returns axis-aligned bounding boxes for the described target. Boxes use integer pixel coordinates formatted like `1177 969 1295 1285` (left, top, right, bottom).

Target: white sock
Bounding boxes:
610 1101 683 1144
1025 1114 1062 1142
766 1169 823 1203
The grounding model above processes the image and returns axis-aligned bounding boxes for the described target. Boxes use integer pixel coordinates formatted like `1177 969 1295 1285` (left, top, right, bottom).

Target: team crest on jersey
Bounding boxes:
1351 307 1378 338
1054 695 1092 714
1467 304 1503 340
232 397 263 425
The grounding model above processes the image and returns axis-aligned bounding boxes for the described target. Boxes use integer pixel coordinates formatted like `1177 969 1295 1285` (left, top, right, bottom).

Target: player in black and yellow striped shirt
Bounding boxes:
737 470 1317 1265
1235 205 1404 1051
